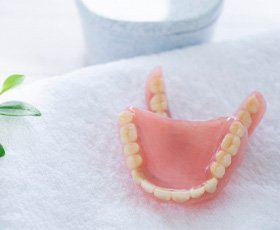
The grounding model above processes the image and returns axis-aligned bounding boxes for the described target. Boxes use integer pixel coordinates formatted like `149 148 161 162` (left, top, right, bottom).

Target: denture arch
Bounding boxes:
118 67 266 204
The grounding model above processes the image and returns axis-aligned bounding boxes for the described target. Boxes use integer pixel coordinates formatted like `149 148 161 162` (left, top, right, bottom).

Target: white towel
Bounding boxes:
0 31 279 229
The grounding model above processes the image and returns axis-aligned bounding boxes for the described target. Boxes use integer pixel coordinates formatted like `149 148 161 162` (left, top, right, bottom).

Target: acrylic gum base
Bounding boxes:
118 67 266 204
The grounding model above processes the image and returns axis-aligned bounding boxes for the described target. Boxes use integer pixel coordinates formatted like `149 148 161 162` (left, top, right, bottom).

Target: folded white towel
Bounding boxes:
0 31 280 229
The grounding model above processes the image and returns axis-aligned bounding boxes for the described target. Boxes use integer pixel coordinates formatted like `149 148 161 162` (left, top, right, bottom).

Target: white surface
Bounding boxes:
84 0 171 21
214 0 280 41
83 0 220 21
0 32 280 229
0 0 280 78
0 0 85 78
77 0 221 64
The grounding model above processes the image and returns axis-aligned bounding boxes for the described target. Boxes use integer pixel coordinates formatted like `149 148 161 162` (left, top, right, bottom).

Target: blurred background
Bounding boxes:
0 0 279 80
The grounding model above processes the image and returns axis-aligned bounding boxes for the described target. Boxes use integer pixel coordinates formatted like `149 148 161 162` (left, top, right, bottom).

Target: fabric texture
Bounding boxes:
0 31 279 229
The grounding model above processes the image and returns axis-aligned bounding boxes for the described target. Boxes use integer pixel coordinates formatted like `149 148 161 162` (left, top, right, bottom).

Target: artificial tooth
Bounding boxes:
141 179 156 193
221 133 241 155
150 78 165 93
120 123 137 143
150 94 167 112
118 111 133 125
210 162 225 179
126 154 143 169
131 169 143 184
244 96 259 113
204 178 218 193
171 190 190 203
229 121 245 137
156 111 168 117
190 186 205 198
124 143 140 156
153 188 172 201
216 150 232 167
237 110 252 128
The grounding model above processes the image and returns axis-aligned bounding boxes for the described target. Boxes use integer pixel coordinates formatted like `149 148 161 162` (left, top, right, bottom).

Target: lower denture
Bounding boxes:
118 67 266 204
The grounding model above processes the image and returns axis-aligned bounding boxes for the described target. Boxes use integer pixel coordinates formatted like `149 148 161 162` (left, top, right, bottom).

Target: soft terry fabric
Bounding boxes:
0 31 280 230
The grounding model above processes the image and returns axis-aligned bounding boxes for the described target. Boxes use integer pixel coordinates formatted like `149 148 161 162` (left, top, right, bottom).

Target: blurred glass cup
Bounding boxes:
76 0 224 64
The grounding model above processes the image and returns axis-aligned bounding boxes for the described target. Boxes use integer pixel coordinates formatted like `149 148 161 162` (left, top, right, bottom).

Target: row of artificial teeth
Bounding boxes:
210 96 260 179
118 110 218 203
138 177 219 202
237 96 260 128
119 111 143 170
149 78 168 116
210 122 243 179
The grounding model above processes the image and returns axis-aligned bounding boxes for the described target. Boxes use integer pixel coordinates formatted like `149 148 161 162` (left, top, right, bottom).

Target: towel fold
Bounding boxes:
0 31 280 230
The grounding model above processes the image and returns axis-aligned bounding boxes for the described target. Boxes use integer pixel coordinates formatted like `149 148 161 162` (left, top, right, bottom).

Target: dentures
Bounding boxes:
118 67 266 204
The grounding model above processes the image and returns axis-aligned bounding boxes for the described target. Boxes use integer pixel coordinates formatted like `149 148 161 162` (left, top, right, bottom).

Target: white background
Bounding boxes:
0 0 279 80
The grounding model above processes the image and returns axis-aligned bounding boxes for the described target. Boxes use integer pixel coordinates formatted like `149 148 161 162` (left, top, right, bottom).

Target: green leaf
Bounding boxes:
0 101 41 116
0 74 25 95
0 144 5 157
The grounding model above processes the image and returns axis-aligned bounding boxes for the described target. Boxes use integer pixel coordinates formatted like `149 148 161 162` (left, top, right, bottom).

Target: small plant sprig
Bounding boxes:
0 74 41 157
